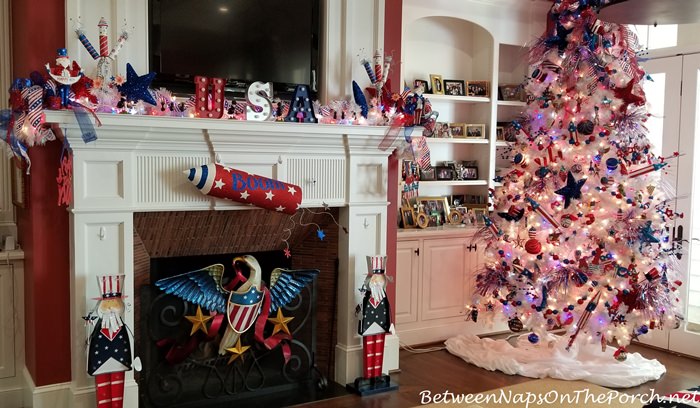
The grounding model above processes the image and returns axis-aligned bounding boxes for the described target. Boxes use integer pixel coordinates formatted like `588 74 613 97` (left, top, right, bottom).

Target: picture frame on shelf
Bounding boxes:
436 122 451 138
414 79 430 93
467 81 490 97
497 122 518 142
435 166 454 181
443 79 465 96
449 122 467 138
451 194 467 207
471 205 489 225
454 206 469 224
465 124 486 138
429 74 444 95
496 126 505 141
401 206 417 228
461 166 479 180
420 167 436 181
416 196 450 226
447 209 463 224
498 84 524 101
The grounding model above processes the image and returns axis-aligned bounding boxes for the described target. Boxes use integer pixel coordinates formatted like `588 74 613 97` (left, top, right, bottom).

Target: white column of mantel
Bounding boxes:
334 150 392 385
69 211 137 408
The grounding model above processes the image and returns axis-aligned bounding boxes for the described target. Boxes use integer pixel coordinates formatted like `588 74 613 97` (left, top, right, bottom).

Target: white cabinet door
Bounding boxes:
421 238 469 321
396 240 420 325
0 264 14 379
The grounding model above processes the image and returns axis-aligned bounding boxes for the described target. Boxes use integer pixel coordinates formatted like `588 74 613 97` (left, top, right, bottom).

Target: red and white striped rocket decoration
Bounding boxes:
98 17 109 57
186 163 302 215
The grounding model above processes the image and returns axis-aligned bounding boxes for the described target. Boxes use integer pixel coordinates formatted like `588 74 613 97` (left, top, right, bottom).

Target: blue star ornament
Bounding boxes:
117 63 157 106
555 171 587 208
317 229 326 240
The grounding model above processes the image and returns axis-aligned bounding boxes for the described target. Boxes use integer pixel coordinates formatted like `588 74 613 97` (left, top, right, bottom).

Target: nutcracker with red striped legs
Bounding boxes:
347 255 398 395
87 275 132 408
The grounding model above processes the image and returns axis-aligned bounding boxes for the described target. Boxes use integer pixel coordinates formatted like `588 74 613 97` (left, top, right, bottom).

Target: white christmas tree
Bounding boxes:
472 0 684 359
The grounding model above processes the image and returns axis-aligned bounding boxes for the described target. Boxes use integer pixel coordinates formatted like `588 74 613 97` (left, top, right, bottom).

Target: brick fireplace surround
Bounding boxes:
45 111 399 406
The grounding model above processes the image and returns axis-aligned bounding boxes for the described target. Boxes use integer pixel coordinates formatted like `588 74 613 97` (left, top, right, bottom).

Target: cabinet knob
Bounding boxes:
414 248 420 256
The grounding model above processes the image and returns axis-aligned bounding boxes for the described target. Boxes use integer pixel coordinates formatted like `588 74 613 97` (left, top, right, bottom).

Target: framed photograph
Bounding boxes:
414 79 430 93
497 122 518 142
461 166 479 180
429 74 444 95
449 123 467 138
11 158 27 208
467 81 490 97
498 84 524 101
435 166 454 181
417 196 451 226
465 124 486 138
401 206 417 228
496 126 505 141
420 166 436 181
443 79 465 96
435 122 451 138
450 194 467 207
471 206 489 226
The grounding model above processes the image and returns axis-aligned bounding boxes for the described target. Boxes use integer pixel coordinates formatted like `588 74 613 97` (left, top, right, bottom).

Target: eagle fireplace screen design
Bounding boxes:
138 251 321 407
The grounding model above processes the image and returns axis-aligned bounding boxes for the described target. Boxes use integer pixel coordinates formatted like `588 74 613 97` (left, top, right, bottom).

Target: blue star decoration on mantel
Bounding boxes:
317 229 326 241
117 63 157 106
555 171 587 209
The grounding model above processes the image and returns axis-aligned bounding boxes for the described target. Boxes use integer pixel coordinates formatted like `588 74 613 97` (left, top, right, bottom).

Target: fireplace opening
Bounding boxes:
133 209 345 407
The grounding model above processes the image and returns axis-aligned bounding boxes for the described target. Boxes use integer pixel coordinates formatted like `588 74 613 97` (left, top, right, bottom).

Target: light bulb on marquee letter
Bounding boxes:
246 81 274 121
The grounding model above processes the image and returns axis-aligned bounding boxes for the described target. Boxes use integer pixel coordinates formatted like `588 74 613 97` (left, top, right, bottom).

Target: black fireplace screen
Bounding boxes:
139 252 320 407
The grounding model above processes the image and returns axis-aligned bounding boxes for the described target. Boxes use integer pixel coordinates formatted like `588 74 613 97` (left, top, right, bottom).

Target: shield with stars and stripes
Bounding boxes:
227 286 264 333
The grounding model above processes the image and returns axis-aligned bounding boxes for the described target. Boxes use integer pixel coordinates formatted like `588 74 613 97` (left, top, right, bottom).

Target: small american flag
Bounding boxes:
412 136 432 170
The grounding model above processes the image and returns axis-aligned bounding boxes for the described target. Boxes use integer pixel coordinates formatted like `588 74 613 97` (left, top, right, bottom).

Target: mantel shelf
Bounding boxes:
425 138 489 144
425 94 491 104
497 100 527 107
420 180 488 186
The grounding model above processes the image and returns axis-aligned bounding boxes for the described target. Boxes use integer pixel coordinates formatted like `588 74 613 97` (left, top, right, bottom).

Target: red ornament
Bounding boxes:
525 238 542 255
194 76 225 119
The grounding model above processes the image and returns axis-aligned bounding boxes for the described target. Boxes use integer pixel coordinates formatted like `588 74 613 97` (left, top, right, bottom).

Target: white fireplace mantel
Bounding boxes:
45 111 399 407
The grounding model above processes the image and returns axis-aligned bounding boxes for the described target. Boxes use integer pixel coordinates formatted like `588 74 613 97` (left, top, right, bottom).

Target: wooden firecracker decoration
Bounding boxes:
194 76 225 119
284 85 317 123
246 81 274 121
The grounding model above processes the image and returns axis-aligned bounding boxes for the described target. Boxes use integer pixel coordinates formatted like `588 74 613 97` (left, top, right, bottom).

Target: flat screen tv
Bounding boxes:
149 0 320 98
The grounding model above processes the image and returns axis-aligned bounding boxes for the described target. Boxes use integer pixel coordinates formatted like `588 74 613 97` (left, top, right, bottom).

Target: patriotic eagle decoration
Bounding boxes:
186 163 302 215
155 255 319 355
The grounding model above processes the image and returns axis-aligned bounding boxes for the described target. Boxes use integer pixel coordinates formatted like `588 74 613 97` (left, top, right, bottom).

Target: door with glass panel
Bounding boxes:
637 56 682 350
669 53 700 358
641 54 700 357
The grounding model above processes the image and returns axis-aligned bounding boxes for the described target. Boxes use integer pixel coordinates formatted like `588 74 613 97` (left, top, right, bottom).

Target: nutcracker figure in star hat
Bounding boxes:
348 255 398 395
86 275 132 408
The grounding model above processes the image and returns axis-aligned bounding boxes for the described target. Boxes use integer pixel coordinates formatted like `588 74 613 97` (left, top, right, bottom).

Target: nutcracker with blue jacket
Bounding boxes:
86 275 132 408
349 255 397 394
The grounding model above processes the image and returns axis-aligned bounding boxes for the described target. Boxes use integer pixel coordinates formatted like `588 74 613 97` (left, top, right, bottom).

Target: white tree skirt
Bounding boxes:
445 334 666 388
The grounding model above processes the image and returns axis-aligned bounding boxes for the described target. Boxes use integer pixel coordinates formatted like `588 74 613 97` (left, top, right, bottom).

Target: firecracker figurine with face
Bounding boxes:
347 255 398 395
86 275 132 408
45 48 83 107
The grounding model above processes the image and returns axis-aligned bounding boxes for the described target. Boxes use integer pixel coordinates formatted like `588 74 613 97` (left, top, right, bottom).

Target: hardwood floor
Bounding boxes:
293 343 700 408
